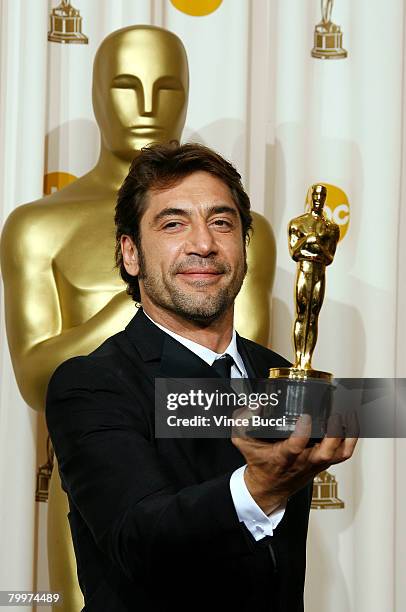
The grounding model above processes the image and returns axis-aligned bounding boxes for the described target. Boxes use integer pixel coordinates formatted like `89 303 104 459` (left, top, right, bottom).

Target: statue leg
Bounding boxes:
48 463 84 612
293 266 310 368
302 271 326 369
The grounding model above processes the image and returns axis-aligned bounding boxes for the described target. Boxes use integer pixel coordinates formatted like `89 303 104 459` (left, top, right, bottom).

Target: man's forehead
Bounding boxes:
145 173 237 213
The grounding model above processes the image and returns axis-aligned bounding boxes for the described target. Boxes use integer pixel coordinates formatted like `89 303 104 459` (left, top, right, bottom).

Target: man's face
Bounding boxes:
122 171 247 323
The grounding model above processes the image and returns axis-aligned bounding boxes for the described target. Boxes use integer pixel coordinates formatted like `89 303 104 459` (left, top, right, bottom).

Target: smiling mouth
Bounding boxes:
177 271 223 281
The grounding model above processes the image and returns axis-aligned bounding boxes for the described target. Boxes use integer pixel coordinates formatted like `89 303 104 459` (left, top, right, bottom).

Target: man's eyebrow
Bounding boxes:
206 205 238 217
152 205 238 224
153 207 191 223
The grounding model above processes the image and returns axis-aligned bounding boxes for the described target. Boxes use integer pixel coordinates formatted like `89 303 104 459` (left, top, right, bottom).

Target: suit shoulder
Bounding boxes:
47 331 130 396
47 355 112 395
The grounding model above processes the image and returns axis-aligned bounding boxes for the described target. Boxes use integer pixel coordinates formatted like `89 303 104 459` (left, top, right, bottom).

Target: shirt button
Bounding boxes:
255 524 264 533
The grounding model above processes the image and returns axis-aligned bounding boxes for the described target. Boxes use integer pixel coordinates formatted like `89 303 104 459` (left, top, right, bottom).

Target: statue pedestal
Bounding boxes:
312 22 347 59
311 470 344 509
48 1 88 45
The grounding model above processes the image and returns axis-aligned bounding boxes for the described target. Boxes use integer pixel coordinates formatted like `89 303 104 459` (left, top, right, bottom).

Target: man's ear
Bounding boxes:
121 235 140 276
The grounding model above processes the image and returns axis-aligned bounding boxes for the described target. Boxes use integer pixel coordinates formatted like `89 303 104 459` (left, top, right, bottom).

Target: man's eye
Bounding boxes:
212 219 232 228
163 221 183 230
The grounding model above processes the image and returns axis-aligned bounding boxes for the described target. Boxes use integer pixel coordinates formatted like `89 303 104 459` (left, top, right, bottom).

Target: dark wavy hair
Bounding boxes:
114 141 253 302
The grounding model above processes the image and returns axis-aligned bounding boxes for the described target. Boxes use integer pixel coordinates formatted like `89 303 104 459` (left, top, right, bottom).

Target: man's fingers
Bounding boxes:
232 406 249 421
231 406 260 441
231 409 250 439
312 432 345 463
337 436 358 461
313 434 358 467
345 410 360 438
292 413 312 438
284 414 312 456
316 409 359 464
312 425 359 466
326 413 344 438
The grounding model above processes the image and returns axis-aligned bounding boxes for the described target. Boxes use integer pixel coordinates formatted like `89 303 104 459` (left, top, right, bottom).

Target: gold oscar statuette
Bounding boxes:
311 0 347 60
254 185 340 445
48 0 88 45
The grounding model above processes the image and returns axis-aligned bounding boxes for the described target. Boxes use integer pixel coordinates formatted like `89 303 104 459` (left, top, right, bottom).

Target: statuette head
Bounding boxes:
311 184 327 213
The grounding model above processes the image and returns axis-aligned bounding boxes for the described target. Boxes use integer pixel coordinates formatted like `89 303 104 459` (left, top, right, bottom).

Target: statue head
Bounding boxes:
311 184 327 214
92 26 189 161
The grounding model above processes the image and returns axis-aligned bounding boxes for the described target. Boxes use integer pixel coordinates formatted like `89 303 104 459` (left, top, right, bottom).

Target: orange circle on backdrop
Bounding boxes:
305 183 350 241
170 0 223 17
43 172 77 195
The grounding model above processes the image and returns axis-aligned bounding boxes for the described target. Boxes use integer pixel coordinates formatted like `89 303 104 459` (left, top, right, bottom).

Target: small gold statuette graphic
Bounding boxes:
311 470 344 509
48 0 88 45
35 437 55 503
312 0 347 59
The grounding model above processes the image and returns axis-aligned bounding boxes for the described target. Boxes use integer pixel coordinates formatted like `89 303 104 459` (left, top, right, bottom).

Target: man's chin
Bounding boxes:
166 294 232 323
170 307 227 324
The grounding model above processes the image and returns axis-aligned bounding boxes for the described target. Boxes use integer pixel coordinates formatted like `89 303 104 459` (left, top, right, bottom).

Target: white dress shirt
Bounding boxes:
144 311 286 541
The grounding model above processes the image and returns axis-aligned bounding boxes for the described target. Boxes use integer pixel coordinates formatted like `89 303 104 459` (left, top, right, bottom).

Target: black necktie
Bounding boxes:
212 354 234 379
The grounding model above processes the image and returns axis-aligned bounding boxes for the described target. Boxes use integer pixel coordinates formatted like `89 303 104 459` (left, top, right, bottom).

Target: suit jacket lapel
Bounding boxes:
124 307 165 362
125 308 237 383
124 307 283 382
237 335 269 378
158 334 225 379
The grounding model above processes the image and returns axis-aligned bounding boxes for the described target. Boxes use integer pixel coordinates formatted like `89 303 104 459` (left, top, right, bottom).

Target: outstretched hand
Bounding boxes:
231 411 358 514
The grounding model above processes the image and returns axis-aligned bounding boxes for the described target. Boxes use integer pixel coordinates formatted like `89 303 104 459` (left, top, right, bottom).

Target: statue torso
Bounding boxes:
21 180 126 329
51 199 125 328
289 212 339 265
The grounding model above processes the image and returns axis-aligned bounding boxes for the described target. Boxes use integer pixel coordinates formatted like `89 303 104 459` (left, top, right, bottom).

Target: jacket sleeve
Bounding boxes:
45 357 257 582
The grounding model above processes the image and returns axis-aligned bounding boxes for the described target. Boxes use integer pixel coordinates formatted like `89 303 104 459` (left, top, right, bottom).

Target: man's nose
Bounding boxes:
185 222 218 257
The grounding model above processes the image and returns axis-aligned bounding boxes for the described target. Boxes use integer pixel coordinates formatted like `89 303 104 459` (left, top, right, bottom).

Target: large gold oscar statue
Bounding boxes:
0 25 276 610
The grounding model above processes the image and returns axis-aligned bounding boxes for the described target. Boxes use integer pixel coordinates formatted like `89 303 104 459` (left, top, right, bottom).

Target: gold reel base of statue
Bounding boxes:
311 48 347 60
311 497 344 509
48 32 88 44
268 367 333 382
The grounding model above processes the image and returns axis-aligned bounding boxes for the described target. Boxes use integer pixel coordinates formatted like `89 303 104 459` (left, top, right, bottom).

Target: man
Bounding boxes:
46 142 357 611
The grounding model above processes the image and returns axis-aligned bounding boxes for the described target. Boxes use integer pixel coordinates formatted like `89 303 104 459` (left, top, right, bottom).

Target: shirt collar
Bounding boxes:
143 310 246 376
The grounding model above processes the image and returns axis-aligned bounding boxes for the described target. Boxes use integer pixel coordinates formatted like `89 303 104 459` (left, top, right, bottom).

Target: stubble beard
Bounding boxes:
137 244 247 324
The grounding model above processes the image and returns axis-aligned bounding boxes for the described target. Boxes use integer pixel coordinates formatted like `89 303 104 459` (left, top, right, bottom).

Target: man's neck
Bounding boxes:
142 303 234 354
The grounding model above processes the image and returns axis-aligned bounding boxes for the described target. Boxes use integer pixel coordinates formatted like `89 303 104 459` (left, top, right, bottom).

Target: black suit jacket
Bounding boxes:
46 309 312 612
